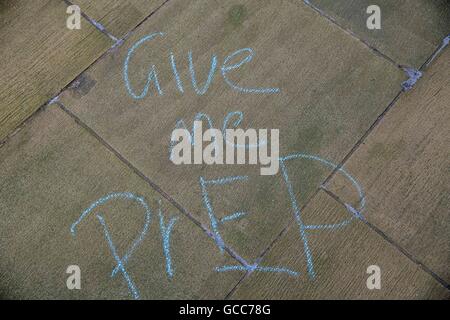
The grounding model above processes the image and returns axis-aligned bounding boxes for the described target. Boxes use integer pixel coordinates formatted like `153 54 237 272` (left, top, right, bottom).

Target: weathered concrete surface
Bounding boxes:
72 0 167 38
59 0 405 268
325 49 450 284
230 191 449 299
307 0 450 68
1 0 447 300
0 0 112 142
0 104 241 299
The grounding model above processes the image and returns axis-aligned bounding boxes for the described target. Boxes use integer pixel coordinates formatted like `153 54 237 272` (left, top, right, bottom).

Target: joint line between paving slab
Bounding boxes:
421 35 450 69
229 90 403 282
3 0 247 297
320 187 450 291
55 101 248 273
63 0 118 41
322 39 450 187
321 90 403 186
301 0 400 68
116 0 171 46
0 39 117 148
224 271 251 299
224 87 402 296
227 40 450 296
224 183 325 298
60 3 448 297
61 0 172 52
4 0 444 297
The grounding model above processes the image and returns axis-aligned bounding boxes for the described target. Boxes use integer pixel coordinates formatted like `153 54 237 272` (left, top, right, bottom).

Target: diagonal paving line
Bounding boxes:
320 90 402 187
2 0 243 297
112 0 172 44
224 36 450 298
54 0 257 295
321 36 449 190
222 90 405 299
299 0 433 91
0 0 171 149
62 0 118 41
420 35 450 69
59 0 450 298
56 100 248 271
62 0 172 43
320 187 450 290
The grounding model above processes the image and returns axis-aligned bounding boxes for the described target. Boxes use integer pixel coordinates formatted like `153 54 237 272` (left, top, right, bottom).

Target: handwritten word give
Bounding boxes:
123 32 280 99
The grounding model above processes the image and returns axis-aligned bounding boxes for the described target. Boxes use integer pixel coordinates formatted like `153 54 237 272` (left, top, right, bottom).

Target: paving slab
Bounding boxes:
0 0 112 143
59 0 406 275
0 104 241 299
325 48 450 284
307 0 450 68
72 0 168 39
230 190 449 299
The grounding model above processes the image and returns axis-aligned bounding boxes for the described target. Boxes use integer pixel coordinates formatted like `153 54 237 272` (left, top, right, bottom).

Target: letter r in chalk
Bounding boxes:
66 5 81 30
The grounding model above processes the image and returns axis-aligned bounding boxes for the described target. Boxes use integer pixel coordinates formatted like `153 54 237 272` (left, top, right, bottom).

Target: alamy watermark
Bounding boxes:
366 265 381 290
170 121 280 175
367 5 381 30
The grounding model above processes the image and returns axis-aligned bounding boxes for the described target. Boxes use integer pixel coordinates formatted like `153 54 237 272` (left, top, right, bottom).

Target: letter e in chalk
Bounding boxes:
366 265 381 290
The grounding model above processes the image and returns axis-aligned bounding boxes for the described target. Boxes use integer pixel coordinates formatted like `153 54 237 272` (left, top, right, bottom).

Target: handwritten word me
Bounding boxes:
170 121 280 175
123 32 280 99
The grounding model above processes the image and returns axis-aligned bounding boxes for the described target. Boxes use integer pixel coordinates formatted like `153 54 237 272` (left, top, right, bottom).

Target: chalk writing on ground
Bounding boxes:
71 153 365 299
70 34 366 299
